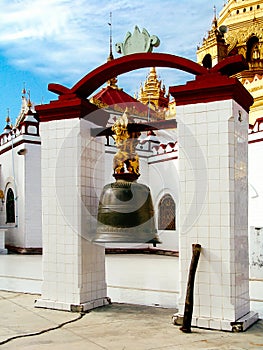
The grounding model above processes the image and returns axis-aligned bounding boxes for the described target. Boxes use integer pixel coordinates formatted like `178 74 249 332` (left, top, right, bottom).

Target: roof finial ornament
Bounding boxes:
22 82 26 95
6 108 10 124
212 5 218 28
107 12 113 62
3 108 12 133
116 26 160 56
27 89 32 109
106 12 118 88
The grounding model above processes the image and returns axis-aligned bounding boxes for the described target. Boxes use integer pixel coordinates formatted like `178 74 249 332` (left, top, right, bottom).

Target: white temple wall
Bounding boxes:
248 138 263 228
149 157 179 252
248 134 263 318
104 150 115 185
0 141 26 247
0 138 42 249
24 143 42 247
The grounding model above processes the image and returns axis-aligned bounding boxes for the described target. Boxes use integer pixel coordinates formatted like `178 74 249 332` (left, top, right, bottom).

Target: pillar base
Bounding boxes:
35 297 111 312
0 248 8 255
172 311 258 332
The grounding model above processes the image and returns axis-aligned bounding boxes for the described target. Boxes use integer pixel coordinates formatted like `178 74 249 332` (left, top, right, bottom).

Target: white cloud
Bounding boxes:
0 0 71 40
0 0 224 93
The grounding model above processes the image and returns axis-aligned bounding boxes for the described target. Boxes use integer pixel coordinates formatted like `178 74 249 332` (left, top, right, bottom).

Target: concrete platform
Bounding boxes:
0 254 262 319
0 254 180 308
0 291 262 350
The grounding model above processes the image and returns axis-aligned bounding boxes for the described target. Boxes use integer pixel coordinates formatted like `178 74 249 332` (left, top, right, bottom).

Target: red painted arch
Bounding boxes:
49 53 208 98
48 53 248 100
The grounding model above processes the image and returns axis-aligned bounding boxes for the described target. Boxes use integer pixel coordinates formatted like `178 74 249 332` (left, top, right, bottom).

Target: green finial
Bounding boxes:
115 26 160 56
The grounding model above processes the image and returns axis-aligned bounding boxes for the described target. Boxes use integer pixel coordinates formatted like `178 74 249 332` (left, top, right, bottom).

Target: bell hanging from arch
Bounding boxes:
93 109 161 245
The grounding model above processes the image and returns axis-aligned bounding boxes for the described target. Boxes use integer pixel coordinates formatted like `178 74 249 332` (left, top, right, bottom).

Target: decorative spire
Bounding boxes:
212 5 218 28
3 109 12 133
106 12 118 88
6 108 10 125
22 82 26 95
138 67 169 111
27 89 32 109
107 12 113 62
15 85 36 127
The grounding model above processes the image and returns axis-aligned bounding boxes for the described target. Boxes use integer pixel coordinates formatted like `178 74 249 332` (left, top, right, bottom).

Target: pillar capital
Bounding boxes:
169 73 253 113
35 95 108 126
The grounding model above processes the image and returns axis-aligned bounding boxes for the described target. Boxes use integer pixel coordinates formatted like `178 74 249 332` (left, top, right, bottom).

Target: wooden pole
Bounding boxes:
180 243 202 333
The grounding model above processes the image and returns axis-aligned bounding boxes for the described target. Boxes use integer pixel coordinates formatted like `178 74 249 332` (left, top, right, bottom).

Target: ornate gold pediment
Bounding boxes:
226 21 263 52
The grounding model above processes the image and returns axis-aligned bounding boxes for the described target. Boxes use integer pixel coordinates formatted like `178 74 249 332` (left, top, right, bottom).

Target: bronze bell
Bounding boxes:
93 109 160 245
94 174 160 244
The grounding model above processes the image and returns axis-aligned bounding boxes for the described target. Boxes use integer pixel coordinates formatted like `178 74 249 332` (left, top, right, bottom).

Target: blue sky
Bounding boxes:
0 0 224 131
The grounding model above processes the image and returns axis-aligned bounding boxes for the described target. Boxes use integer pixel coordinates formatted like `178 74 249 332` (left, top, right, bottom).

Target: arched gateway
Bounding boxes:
37 53 250 123
35 52 258 332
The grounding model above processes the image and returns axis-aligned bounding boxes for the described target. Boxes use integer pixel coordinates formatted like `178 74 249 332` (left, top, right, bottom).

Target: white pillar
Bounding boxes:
0 229 7 254
35 118 108 311
171 75 258 331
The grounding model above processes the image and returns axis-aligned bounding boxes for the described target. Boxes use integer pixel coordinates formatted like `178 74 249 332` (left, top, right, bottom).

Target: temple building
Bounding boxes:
0 90 41 253
0 0 262 318
197 0 263 125
137 67 168 108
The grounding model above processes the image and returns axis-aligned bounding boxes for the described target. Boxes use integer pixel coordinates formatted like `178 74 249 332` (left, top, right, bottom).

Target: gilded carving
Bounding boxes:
90 97 109 109
225 22 263 54
112 108 140 176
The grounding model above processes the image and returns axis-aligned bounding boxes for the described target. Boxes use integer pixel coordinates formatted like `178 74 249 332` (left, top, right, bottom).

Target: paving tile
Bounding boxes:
0 291 262 350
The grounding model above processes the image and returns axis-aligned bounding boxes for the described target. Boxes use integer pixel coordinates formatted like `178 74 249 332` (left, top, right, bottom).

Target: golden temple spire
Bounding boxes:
138 67 169 110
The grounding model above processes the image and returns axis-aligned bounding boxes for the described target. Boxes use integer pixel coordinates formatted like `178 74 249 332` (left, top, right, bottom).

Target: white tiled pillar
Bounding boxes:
35 118 108 311
0 229 7 254
170 76 258 331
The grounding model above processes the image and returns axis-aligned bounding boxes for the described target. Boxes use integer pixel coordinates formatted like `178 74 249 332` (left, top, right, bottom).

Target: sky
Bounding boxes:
0 0 225 131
